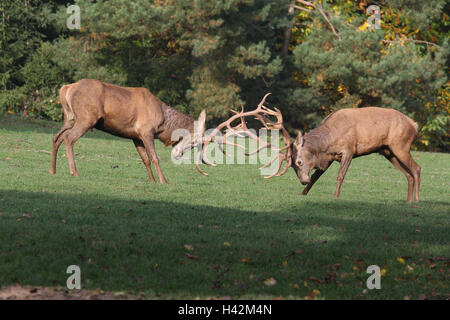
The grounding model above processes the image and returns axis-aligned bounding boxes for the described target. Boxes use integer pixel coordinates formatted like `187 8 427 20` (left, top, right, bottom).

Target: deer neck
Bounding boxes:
304 127 333 170
158 105 195 146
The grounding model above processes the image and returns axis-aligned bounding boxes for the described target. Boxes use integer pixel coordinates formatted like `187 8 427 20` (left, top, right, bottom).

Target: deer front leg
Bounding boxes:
140 134 168 184
301 162 331 195
301 169 325 195
335 155 352 198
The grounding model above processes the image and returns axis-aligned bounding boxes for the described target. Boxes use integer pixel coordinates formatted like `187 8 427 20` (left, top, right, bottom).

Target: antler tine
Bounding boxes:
195 146 209 176
202 144 217 167
221 133 246 150
263 160 284 179
254 114 271 130
252 96 293 178
243 129 270 156
259 152 283 170
275 157 292 177
257 93 272 109
199 92 292 178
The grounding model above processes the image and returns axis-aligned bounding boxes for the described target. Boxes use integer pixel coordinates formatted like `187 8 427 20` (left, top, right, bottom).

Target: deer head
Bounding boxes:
291 131 314 185
171 110 207 160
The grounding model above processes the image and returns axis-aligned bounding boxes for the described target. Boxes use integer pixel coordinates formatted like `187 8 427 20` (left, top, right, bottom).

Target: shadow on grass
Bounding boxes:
0 189 448 299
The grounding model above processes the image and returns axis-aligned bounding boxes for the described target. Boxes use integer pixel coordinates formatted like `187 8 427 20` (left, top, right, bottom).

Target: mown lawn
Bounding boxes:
0 115 448 299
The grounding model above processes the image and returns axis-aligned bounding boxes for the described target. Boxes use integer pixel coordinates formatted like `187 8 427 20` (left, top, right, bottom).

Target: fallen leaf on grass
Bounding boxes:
307 276 323 284
241 258 250 263
328 263 341 271
354 259 365 267
284 249 303 258
305 289 320 300
264 278 277 286
404 265 414 274
396 257 405 264
184 253 199 260
184 244 194 251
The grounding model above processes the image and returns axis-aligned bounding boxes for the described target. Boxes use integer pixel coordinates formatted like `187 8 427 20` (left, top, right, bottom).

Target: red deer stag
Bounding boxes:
213 94 421 202
49 79 213 183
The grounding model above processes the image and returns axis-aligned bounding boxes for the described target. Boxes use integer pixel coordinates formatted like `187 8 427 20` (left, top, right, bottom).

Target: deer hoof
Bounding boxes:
48 169 56 174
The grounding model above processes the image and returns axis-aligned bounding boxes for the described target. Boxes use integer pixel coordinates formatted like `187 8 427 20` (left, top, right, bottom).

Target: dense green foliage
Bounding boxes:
0 0 448 150
0 116 449 299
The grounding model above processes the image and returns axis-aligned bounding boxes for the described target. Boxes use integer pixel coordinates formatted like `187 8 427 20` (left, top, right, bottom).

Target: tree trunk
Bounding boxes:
282 0 297 56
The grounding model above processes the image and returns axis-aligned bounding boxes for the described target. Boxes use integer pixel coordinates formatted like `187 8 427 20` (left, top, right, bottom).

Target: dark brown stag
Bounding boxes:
216 94 421 202
50 79 211 183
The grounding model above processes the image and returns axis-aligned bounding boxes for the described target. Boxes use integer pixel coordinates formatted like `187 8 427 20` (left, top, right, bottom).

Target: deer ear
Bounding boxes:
295 130 303 146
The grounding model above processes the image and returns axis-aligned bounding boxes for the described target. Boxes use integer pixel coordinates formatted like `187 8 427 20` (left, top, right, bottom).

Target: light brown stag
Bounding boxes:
213 94 421 202
50 79 214 183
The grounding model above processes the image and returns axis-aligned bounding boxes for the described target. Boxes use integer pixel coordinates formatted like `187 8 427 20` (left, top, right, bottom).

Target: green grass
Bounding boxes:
0 115 449 300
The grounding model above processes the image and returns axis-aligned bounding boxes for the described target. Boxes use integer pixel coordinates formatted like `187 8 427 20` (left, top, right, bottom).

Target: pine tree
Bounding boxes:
287 0 449 150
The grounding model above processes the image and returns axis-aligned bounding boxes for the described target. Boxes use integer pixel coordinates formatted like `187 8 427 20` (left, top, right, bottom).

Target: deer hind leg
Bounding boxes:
133 139 156 183
49 122 74 174
381 149 414 202
389 147 421 202
139 133 168 184
63 121 93 176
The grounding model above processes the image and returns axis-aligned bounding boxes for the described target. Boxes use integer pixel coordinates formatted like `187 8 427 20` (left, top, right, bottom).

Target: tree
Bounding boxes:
48 0 289 118
0 0 448 150
0 0 59 115
286 0 449 150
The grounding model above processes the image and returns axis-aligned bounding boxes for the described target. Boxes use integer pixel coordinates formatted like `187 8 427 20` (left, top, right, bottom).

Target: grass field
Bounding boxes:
0 115 448 300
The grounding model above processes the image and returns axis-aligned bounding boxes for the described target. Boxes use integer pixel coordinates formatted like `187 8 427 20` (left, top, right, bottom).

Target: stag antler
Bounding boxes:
197 93 292 178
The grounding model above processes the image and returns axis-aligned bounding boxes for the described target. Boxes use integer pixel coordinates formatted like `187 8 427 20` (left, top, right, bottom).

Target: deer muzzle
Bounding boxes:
298 171 311 185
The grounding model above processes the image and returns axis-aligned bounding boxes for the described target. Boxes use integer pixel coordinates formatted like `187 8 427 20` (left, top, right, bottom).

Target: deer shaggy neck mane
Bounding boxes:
304 125 331 153
157 105 195 146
